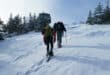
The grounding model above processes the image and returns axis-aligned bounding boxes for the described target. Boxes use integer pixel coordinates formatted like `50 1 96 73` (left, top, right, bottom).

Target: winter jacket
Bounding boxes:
53 22 66 32
42 25 56 43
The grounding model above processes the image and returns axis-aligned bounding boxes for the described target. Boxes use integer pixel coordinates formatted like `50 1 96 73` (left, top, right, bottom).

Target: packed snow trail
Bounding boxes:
0 24 110 75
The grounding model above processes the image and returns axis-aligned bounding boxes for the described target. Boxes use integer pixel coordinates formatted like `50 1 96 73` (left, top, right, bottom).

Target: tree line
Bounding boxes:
86 1 110 24
0 12 51 40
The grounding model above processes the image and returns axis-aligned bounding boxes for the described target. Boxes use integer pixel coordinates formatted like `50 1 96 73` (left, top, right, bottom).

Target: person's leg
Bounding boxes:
57 32 62 48
57 32 61 48
46 43 49 56
47 37 53 56
60 33 63 47
45 38 49 56
50 37 54 56
50 39 53 51
59 37 62 47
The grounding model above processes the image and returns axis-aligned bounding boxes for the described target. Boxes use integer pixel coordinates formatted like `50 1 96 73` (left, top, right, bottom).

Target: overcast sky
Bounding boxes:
0 0 108 24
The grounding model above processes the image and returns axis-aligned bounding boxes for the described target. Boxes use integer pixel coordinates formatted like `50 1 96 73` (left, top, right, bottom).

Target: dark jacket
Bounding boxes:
53 22 66 32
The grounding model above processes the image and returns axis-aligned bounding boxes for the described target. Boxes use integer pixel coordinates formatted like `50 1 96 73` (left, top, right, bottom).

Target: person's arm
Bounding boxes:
62 24 66 32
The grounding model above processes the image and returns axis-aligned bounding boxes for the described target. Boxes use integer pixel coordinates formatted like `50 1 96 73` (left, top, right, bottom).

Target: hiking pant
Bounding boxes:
57 31 63 47
44 36 53 56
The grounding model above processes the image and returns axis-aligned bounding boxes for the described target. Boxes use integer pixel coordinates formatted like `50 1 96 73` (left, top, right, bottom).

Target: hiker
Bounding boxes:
53 21 66 48
42 24 54 57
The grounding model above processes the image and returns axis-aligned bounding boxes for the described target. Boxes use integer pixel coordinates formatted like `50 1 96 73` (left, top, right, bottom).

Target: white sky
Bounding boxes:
0 0 108 24
0 0 24 22
0 0 54 23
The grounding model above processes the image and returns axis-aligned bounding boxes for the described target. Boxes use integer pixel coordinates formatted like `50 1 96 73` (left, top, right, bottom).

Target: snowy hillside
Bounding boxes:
0 24 110 75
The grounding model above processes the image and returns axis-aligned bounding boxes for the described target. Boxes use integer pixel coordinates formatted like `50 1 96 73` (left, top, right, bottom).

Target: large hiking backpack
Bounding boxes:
56 22 64 31
44 25 53 37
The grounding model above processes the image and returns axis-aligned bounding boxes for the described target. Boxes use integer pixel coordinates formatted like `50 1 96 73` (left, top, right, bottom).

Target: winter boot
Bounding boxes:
49 51 54 56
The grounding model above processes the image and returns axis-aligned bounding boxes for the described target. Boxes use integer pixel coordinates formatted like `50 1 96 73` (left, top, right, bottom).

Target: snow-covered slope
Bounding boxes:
0 24 110 75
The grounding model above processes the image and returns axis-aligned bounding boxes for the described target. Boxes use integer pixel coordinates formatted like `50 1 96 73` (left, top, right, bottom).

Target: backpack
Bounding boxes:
57 24 62 30
56 23 64 31
44 25 53 37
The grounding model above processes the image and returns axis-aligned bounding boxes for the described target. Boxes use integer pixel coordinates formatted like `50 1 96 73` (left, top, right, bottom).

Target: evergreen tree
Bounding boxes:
103 0 110 23
0 18 4 40
22 16 29 33
13 15 22 34
7 13 14 33
86 10 94 24
0 18 7 32
0 18 3 32
93 2 104 24
28 13 35 31
33 13 37 30
0 18 3 25
7 14 23 34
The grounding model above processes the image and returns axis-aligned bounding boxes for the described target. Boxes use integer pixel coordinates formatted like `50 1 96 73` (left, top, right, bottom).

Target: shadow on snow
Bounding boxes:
54 55 110 71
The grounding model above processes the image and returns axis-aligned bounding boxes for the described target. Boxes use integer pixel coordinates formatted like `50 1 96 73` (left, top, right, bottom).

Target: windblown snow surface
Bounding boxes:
0 24 110 75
